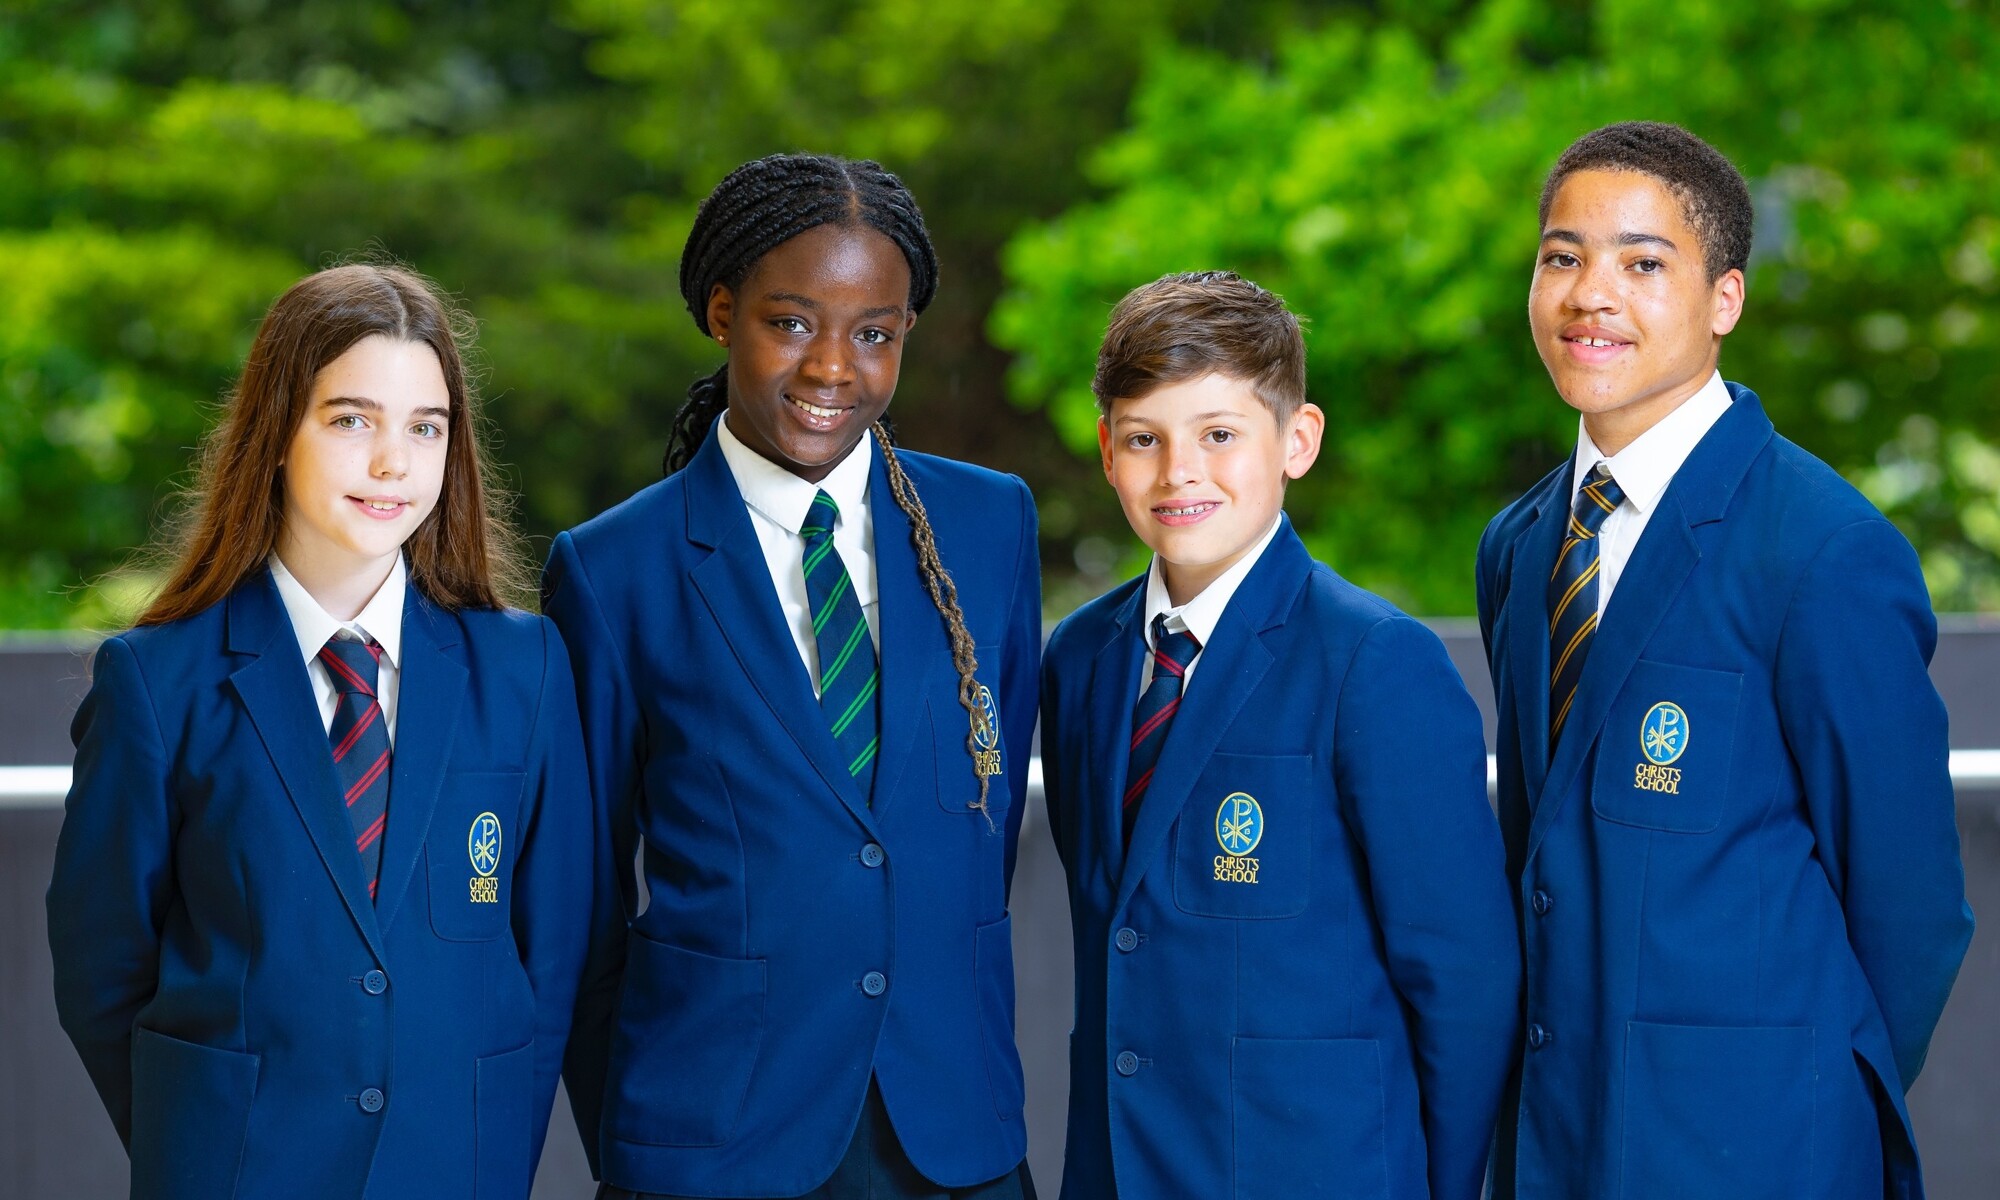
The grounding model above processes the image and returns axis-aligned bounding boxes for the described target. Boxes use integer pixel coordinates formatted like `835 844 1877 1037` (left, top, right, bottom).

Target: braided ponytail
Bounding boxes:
669 154 994 813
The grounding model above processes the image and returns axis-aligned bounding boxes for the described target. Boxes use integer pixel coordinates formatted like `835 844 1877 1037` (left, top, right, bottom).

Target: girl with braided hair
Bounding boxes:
544 155 1041 1200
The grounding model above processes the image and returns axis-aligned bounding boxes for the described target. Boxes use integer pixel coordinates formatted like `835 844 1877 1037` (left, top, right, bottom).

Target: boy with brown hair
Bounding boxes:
1040 270 1520 1199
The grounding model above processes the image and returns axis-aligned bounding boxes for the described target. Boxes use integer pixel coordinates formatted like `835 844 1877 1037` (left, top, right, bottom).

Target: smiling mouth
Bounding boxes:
787 394 849 421
1154 501 1219 526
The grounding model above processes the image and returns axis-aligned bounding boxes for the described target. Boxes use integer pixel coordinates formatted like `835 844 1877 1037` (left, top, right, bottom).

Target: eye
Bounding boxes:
332 413 365 430
772 316 807 334
1205 428 1236 445
411 421 445 439
858 327 895 346
1125 432 1158 450
1632 257 1664 274
1542 251 1579 269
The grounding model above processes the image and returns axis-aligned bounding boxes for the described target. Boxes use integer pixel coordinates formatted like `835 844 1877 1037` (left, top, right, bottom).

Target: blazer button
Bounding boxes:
861 971 888 997
861 843 885 868
1115 1051 1140 1077
1114 927 1139 953
362 970 388 995
358 1087 385 1113
1527 1023 1551 1050
1531 889 1553 917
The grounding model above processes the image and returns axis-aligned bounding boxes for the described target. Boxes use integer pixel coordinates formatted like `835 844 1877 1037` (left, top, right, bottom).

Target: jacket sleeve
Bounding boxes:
1335 615 1520 1200
1774 518 1973 1090
541 531 641 1179
999 476 1042 894
511 617 595 1180
46 635 174 1146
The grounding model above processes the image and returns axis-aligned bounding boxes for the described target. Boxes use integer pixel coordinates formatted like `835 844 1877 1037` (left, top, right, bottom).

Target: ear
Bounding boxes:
1097 417 1116 484
1710 267 1746 338
705 282 736 345
1283 402 1326 481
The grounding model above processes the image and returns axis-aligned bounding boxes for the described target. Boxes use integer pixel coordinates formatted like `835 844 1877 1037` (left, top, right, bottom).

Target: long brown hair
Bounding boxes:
136 263 532 626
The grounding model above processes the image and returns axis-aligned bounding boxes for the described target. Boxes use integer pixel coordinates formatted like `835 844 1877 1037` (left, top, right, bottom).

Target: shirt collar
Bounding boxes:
1142 514 1284 649
268 552 406 669
716 414 874 535
1573 371 1732 515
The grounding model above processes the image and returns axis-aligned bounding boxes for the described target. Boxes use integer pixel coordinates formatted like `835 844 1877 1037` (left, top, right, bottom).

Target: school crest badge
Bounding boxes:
468 811 502 903
1213 791 1263 884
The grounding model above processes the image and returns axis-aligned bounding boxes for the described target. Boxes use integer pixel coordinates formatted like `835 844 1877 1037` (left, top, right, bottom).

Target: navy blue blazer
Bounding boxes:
1476 384 1974 1200
47 571 593 1200
542 432 1041 1197
1041 521 1520 1200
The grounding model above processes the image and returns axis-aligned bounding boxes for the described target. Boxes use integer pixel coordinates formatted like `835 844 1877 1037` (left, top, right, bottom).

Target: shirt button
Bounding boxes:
1115 1051 1140 1077
861 843 885 868
358 1087 385 1113
1531 889 1554 917
361 970 388 995
861 971 887 997
1114 927 1139 953
1527 1023 1551 1050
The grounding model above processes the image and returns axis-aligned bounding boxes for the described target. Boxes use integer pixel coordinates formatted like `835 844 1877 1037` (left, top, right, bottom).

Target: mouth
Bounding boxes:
1560 328 1633 364
1153 501 1220 527
785 392 854 431
349 497 410 521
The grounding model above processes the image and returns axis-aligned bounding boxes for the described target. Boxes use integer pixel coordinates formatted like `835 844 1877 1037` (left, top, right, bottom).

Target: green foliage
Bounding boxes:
995 0 2000 612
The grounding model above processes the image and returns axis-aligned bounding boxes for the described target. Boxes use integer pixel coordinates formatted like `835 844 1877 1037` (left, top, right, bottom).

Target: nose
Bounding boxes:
371 427 409 478
1566 256 1622 315
799 330 855 388
1160 437 1203 488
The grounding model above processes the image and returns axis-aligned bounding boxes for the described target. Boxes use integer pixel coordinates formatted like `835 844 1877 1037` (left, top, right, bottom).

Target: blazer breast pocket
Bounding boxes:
429 771 526 941
1591 660 1741 833
1174 753 1314 918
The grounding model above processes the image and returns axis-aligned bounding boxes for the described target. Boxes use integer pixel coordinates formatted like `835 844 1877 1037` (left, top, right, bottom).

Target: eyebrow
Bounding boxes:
765 291 906 320
320 396 450 420
1111 409 1249 428
1542 228 1680 252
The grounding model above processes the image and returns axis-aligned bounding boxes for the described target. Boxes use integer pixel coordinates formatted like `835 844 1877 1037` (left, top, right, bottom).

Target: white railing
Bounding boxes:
9 753 2000 812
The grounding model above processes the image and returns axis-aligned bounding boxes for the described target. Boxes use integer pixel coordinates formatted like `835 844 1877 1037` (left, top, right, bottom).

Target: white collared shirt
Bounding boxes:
715 417 880 696
269 553 406 744
1570 371 1732 616
1138 514 1285 691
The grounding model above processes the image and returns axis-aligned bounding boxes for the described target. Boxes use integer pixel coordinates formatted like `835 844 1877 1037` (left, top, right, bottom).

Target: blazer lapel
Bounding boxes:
684 435 877 831
1525 385 1775 865
374 592 467 935
1084 583 1148 889
1113 526 1305 916
1504 469 1572 807
864 446 938 820
226 573 387 961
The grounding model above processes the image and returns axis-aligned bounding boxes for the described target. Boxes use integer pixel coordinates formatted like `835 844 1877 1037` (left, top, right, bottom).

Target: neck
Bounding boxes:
1579 365 1717 458
274 535 397 623
1161 555 1233 609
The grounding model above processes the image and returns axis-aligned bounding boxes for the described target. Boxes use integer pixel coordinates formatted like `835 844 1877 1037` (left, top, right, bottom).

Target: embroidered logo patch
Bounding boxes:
971 684 1002 777
1213 792 1263 884
1640 702 1689 765
468 812 502 903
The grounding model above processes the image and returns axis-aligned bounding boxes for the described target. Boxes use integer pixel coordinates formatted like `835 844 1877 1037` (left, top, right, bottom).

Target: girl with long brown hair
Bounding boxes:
543 155 1041 1200
49 264 592 1200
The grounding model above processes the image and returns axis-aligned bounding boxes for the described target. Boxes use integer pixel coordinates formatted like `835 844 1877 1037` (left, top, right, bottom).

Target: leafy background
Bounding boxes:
3 0 1995 627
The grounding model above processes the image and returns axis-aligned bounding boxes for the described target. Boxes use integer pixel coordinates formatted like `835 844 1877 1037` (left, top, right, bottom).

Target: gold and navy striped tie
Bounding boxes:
1547 463 1626 751
801 490 880 799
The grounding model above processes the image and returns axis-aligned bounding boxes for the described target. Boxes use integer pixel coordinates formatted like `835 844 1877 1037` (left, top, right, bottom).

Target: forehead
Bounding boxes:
743 222 912 301
1543 168 1697 244
311 334 448 400
1111 372 1273 422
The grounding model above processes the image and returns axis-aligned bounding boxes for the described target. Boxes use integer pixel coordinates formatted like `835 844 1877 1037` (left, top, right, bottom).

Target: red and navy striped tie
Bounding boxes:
320 635 391 902
1124 614 1202 846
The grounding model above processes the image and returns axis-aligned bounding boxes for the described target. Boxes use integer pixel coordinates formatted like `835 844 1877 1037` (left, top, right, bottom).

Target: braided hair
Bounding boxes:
669 154 995 816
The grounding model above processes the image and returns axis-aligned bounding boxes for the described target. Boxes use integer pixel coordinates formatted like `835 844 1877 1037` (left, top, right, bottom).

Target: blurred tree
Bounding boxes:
994 0 2000 613
0 0 1323 627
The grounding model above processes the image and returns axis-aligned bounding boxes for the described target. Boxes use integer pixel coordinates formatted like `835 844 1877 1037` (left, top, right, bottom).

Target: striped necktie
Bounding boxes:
1124 614 1202 846
801 490 880 799
320 635 392 902
1547 463 1627 750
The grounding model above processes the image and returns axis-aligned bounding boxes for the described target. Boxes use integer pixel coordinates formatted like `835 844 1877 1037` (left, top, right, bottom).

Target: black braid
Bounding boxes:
663 154 940 474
